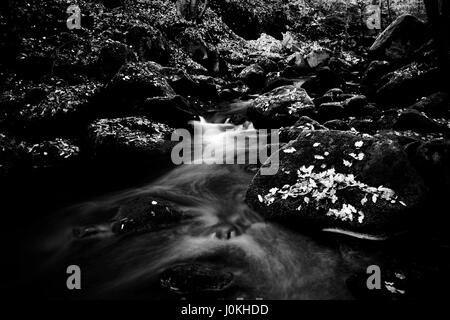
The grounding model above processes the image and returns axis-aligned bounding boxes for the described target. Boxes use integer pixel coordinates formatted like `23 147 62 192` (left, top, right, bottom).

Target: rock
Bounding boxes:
139 95 198 127
305 47 331 68
302 67 342 96
105 61 175 110
247 85 315 129
280 66 299 78
263 76 295 93
349 119 377 135
126 25 170 65
86 117 175 162
410 139 450 197
97 40 132 80
209 0 262 39
176 0 208 21
160 263 234 295
323 119 351 131
238 64 265 90
343 95 369 116
409 92 450 117
377 109 401 131
247 33 283 53
256 57 278 73
111 195 183 235
18 82 101 135
393 109 447 134
286 52 309 73
369 14 429 62
317 102 345 122
246 130 426 237
361 60 392 86
279 116 327 143
0 133 26 178
314 88 346 106
23 138 80 170
375 63 441 106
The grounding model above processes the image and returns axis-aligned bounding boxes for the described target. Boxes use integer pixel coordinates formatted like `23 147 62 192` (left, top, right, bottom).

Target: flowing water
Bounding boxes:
27 117 374 300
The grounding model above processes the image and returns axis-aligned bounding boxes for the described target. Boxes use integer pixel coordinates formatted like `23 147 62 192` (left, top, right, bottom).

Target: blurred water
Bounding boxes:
31 118 357 299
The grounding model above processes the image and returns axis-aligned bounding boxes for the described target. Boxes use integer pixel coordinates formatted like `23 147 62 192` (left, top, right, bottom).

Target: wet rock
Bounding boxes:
238 64 265 90
393 109 448 134
86 116 175 162
323 119 351 131
111 195 183 235
369 14 429 62
409 92 450 118
105 61 175 110
317 102 345 122
247 85 315 129
279 116 327 143
139 95 198 127
246 130 426 237
375 62 440 106
160 263 234 295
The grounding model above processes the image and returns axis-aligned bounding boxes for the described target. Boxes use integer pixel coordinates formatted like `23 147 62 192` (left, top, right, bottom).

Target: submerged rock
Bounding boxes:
160 263 234 295
111 195 183 235
246 130 427 237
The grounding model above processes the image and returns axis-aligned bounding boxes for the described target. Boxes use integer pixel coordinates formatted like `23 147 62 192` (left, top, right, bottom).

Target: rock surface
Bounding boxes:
246 130 427 237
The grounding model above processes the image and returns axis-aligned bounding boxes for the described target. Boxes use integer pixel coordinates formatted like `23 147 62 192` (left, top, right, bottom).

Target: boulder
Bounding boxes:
17 82 101 135
97 40 132 80
139 95 198 127
247 85 315 129
361 60 392 87
238 64 265 90
409 92 450 117
126 25 170 65
302 67 343 96
86 116 175 162
105 61 175 110
278 116 327 143
375 63 440 106
393 109 448 134
305 47 331 68
369 14 429 62
323 119 351 131
23 138 80 170
343 95 369 116
246 130 426 237
317 102 345 122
